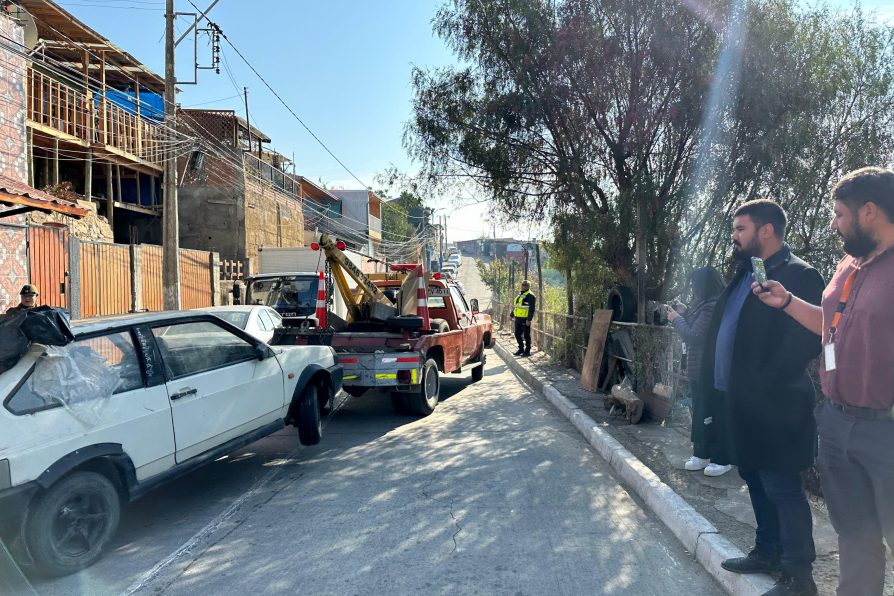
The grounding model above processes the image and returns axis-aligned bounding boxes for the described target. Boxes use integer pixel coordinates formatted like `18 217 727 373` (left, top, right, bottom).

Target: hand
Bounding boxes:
673 303 687 314
525 319 531 326
665 305 679 322
752 279 789 308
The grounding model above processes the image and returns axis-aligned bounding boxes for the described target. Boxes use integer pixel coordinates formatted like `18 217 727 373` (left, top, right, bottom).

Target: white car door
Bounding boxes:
150 319 285 463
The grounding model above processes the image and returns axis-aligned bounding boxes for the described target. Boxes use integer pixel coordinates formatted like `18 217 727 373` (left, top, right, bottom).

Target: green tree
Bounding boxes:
408 0 894 306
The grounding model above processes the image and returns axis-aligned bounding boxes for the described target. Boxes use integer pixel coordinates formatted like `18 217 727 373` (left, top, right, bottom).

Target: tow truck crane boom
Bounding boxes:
315 234 394 322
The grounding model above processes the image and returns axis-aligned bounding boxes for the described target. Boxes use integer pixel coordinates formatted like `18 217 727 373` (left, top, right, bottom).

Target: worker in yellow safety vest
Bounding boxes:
510 279 536 357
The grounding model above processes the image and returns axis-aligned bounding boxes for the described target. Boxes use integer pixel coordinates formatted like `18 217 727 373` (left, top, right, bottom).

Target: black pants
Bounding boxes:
514 318 531 353
737 466 816 579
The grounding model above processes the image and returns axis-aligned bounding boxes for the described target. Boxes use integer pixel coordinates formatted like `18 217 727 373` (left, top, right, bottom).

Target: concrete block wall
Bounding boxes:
243 177 304 267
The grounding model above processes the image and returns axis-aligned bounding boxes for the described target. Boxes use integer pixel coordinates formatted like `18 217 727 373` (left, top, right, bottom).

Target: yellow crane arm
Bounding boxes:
318 234 392 321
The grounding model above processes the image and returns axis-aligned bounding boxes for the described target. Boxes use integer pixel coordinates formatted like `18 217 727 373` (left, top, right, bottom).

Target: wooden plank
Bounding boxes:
580 309 614 392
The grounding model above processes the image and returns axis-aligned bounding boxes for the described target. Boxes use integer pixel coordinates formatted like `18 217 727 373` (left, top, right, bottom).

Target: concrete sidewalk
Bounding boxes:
493 328 849 596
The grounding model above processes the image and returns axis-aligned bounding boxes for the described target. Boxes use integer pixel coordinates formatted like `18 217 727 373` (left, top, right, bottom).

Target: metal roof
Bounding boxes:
0 175 88 219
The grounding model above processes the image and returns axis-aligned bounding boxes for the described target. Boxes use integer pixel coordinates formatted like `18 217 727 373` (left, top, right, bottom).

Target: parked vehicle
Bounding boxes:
200 305 283 343
280 235 495 417
0 311 342 577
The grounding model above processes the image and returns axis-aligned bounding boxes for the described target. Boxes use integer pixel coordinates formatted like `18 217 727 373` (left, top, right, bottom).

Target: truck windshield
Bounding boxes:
250 276 317 316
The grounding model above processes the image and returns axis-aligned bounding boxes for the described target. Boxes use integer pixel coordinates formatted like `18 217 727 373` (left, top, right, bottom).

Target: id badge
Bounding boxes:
824 342 837 371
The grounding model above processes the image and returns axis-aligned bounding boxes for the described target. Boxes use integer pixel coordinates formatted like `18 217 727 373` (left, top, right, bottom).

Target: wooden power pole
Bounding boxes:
163 0 181 310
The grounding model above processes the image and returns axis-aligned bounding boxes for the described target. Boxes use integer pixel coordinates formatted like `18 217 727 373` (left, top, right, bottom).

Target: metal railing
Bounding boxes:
242 152 300 197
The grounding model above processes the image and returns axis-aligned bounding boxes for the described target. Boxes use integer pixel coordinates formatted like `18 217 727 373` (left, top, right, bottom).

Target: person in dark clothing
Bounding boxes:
6 285 38 314
666 266 728 476
699 200 824 596
510 279 536 356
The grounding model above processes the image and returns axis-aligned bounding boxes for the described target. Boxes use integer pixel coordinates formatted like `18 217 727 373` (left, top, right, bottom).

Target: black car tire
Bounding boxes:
407 359 439 416
297 382 323 446
24 471 121 577
471 343 485 382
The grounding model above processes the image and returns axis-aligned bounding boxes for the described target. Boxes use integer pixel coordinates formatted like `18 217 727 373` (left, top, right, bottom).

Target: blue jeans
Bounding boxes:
738 466 816 578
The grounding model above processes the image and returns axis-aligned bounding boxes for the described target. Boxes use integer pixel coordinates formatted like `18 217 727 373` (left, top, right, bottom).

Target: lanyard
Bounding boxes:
828 269 858 343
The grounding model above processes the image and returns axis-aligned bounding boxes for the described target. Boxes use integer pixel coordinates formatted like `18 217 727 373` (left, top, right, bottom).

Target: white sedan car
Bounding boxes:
200 305 283 344
0 311 342 577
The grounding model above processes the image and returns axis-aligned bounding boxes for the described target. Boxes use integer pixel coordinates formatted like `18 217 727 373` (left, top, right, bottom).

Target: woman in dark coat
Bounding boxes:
667 266 728 476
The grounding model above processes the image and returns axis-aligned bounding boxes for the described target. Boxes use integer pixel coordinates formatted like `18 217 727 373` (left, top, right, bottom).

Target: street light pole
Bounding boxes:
163 0 181 310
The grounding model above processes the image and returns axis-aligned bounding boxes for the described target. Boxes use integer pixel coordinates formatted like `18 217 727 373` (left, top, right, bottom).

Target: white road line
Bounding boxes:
120 391 352 596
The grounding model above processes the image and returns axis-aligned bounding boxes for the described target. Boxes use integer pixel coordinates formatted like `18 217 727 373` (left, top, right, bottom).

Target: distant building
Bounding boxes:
328 190 382 257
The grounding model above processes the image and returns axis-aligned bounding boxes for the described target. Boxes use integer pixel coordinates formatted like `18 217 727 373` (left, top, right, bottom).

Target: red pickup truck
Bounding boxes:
333 276 494 416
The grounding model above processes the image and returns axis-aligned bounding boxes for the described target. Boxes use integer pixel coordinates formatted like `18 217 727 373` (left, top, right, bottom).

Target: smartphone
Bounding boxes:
751 257 767 285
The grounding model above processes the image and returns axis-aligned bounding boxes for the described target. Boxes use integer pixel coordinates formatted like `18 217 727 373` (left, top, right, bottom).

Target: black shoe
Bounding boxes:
721 550 781 574
761 575 817 596
522 350 531 356
513 349 524 356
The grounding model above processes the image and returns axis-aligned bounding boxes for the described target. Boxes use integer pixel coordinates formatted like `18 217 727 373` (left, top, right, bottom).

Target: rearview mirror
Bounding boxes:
255 343 269 361
470 298 479 314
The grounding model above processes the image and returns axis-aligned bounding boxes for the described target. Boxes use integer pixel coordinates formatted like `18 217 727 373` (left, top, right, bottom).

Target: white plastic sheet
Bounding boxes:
32 345 121 425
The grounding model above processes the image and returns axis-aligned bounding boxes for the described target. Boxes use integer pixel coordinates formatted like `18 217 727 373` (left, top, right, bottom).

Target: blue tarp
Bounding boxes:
98 89 165 121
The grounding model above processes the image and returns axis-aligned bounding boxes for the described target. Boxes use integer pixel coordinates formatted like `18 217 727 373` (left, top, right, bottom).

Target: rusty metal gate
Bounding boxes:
27 225 69 309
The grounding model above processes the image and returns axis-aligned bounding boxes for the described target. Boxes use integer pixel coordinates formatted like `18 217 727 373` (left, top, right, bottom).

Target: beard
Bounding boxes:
732 236 761 261
841 221 878 258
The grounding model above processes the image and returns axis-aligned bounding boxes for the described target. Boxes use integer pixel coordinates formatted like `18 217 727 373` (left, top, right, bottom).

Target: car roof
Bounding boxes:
71 310 209 335
196 305 262 313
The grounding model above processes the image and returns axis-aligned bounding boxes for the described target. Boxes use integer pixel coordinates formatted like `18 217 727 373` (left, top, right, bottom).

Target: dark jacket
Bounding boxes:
511 292 536 322
699 244 824 472
671 298 717 383
672 298 718 448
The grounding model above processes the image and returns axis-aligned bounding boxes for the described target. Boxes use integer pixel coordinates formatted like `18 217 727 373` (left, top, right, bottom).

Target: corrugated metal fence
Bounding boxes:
78 241 132 318
17 226 219 319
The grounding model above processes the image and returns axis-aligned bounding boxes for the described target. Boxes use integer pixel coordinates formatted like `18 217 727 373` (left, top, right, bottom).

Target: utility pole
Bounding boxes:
243 87 253 155
163 0 181 310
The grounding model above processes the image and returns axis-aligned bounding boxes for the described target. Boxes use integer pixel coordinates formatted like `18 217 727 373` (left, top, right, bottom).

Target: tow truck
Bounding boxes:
277 234 494 416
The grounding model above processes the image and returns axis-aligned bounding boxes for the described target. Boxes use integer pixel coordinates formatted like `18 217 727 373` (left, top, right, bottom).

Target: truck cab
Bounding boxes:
244 272 320 327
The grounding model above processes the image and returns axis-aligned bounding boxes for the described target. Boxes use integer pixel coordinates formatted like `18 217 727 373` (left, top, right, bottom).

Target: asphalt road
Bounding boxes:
18 258 721 595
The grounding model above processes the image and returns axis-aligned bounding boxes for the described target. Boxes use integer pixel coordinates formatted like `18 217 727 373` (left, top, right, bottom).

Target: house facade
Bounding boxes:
12 0 168 244
178 109 315 270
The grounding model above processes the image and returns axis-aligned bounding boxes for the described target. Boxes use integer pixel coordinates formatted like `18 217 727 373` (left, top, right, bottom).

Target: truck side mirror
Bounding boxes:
470 298 479 314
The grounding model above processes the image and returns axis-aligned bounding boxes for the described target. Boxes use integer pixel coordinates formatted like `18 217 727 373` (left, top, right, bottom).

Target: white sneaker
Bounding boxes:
684 456 710 471
704 463 732 477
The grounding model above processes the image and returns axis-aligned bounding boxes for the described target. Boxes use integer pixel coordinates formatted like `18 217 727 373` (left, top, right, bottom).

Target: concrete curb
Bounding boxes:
493 339 775 596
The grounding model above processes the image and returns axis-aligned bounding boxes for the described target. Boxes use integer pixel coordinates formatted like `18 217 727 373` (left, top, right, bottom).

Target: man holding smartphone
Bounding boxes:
754 167 894 596
700 200 825 596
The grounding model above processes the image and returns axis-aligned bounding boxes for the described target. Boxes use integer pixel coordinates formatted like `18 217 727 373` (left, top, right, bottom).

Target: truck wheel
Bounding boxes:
297 382 323 446
471 343 486 382
408 359 439 416
24 471 121 577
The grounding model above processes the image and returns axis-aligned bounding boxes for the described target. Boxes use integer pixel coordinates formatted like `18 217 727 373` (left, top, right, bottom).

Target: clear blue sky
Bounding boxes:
54 0 894 242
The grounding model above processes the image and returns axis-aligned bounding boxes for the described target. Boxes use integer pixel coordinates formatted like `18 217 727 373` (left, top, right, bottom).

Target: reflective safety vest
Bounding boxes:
513 291 531 318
